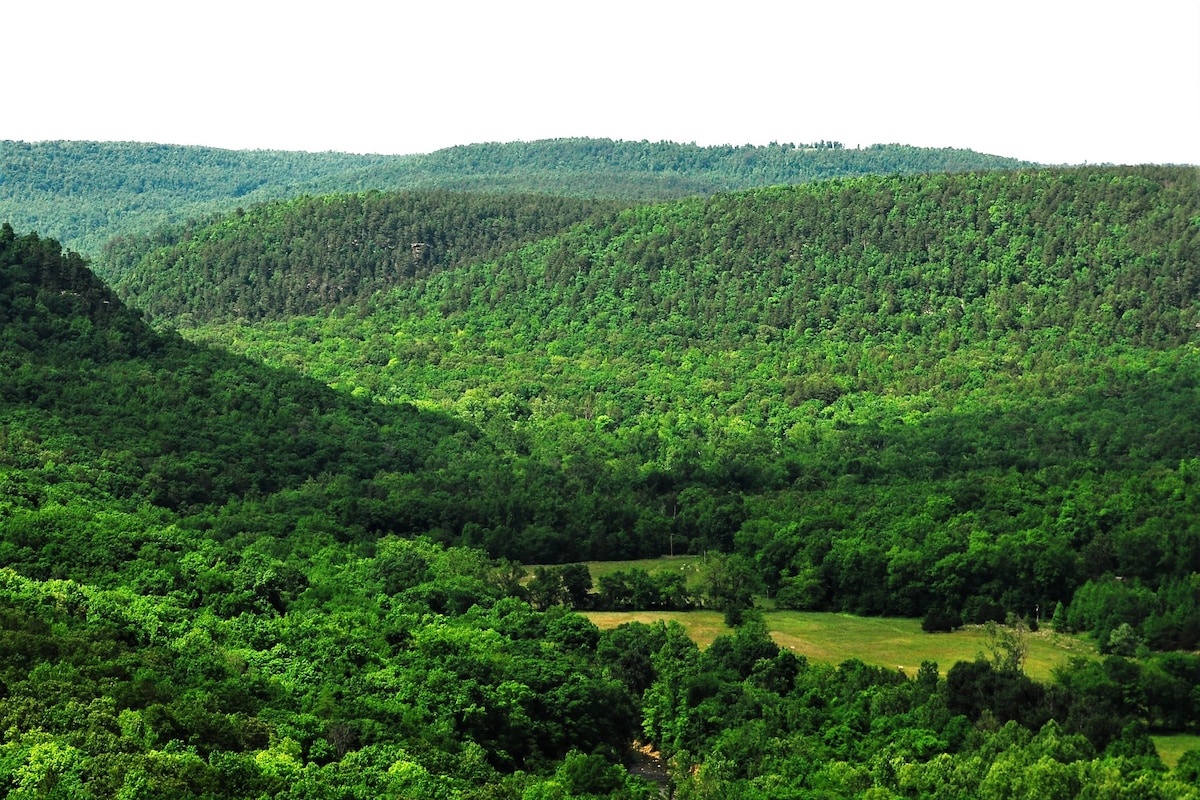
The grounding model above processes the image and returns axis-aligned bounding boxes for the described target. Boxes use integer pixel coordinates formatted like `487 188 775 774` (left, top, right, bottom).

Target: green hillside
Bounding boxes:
0 226 661 797
306 138 1036 197
2 138 1033 257
0 222 506 561
101 191 632 320
173 166 1200 650
5 157 1200 796
0 140 399 256
0 224 672 790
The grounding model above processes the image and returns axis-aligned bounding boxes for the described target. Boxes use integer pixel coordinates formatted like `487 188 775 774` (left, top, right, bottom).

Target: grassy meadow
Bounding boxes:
560 556 1094 682
1151 734 1200 770
587 606 1200 768
582 609 1094 683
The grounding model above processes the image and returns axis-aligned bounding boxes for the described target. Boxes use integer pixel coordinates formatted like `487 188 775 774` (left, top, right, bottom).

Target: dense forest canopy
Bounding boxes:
99 192 633 319
2 138 1032 257
167 166 1200 648
3 150 1200 798
0 222 510 522
305 138 1036 199
0 141 400 256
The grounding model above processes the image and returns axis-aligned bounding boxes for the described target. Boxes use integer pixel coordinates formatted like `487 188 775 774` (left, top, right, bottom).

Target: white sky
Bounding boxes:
6 1 1199 165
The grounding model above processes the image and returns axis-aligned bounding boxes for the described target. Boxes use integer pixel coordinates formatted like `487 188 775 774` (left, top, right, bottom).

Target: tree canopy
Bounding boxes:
2 157 1200 797
2 137 1032 256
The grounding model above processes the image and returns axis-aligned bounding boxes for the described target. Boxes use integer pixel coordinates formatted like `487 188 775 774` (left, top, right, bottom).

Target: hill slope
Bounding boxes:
5 192 1200 797
0 222 503 547
2 138 1033 255
0 140 399 255
0 228 667 797
101 191 632 321
0 222 702 572
176 166 1200 646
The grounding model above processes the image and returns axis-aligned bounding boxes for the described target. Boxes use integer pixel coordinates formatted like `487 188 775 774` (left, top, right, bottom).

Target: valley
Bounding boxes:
1 141 1198 797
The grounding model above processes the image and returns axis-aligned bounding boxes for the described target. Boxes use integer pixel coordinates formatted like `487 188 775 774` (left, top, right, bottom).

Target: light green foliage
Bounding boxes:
984 616 1030 674
1106 622 1143 657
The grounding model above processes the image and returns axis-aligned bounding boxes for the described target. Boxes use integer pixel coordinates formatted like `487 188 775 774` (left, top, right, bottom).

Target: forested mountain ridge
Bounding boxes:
303 137 1036 199
0 227 665 797
100 192 633 321
178 166 1200 652
0 140 401 256
2 138 1033 257
387 165 1199 348
118 165 1197 343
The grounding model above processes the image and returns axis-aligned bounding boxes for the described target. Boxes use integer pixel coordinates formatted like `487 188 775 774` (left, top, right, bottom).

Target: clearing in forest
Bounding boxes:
583 608 1093 682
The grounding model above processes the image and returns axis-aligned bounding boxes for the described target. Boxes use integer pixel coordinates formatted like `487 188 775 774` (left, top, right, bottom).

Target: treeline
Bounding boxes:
101 192 632 322
0 140 399 256
315 138 1034 199
2 138 1032 256
169 167 1200 650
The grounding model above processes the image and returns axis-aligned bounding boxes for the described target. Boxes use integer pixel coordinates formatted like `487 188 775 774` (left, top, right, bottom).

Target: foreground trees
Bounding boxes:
6 552 1200 799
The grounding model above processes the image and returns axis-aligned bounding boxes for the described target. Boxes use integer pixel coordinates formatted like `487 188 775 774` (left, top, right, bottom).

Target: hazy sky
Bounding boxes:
7 1 1199 165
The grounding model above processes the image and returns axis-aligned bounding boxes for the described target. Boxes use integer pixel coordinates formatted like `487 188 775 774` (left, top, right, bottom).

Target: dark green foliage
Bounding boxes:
0 228 665 795
596 622 673 696
944 658 1049 729
0 225 512 586
594 568 693 612
922 607 963 633
1067 575 1200 654
555 749 627 795
0 225 573 560
705 614 780 678
103 191 631 323
398 165 1199 350
700 554 762 624
1177 749 1200 784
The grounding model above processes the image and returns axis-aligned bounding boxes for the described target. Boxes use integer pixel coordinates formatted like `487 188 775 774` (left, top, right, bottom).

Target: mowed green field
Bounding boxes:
567 556 1094 682
1151 734 1200 770
588 608 1200 768
582 609 1094 682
